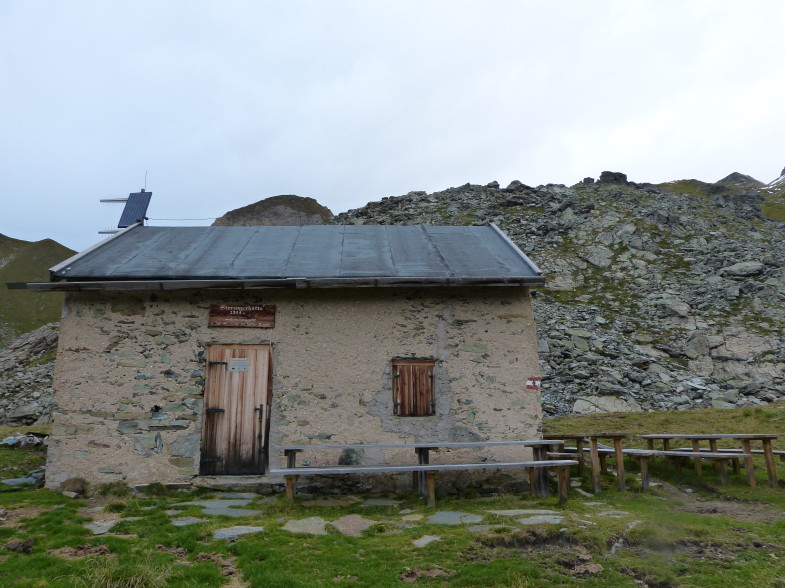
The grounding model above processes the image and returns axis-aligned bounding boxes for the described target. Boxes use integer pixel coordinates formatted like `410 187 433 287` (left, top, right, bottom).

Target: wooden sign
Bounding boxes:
208 304 275 328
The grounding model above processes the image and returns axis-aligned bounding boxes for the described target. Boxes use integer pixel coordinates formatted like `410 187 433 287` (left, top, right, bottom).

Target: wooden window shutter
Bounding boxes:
392 361 435 416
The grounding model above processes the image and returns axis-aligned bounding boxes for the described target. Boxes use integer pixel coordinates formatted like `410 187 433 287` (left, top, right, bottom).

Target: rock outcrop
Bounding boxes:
330 173 785 415
212 195 333 226
0 324 58 426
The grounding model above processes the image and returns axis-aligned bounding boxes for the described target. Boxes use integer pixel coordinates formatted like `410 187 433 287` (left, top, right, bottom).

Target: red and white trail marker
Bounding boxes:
525 377 542 391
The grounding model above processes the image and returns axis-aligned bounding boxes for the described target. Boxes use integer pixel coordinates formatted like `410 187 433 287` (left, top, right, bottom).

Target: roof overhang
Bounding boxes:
25 275 545 292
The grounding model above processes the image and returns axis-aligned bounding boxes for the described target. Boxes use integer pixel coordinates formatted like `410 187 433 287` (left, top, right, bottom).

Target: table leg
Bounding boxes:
718 459 729 485
528 467 538 497
638 457 650 491
614 438 625 491
762 439 778 488
415 448 430 496
691 439 702 477
576 438 585 474
286 450 298 469
709 440 719 472
663 440 681 474
646 439 654 450
285 475 298 501
741 440 756 487
590 438 601 493
558 466 569 505
426 471 437 507
533 447 549 497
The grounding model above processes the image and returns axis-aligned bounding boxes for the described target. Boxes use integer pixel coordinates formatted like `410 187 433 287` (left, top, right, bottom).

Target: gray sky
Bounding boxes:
2 0 784 252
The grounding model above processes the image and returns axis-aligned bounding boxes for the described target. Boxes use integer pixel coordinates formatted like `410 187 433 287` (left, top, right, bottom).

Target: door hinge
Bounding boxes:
205 408 226 414
208 361 228 366
200 457 223 463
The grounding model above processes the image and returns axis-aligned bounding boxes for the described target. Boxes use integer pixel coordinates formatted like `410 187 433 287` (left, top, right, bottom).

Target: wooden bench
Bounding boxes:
558 446 752 488
271 441 576 506
639 434 781 488
269 460 577 506
625 449 751 486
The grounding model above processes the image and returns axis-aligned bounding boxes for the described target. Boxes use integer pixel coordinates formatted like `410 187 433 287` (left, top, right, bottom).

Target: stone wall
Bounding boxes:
46 286 541 488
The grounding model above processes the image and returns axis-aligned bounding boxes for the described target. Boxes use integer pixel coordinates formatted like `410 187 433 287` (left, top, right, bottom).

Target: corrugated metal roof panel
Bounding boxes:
49 224 543 286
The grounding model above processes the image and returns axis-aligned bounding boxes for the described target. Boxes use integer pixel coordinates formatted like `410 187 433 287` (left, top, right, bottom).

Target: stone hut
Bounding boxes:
29 223 545 491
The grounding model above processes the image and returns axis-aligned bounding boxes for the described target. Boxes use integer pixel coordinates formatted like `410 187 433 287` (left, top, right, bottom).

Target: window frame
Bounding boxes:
392 359 436 417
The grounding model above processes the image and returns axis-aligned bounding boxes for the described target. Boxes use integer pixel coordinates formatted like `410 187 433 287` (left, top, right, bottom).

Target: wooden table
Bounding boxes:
638 434 781 488
277 440 562 497
544 433 630 493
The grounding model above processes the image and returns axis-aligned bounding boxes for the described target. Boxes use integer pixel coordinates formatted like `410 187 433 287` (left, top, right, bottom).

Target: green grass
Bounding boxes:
0 445 47 479
543 401 785 443
3 404 785 586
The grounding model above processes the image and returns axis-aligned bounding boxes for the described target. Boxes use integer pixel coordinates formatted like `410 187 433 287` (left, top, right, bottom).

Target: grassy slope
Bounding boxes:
0 233 74 345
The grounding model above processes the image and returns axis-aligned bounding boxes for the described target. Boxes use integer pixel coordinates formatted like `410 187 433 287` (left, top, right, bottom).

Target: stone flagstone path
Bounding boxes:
81 493 638 545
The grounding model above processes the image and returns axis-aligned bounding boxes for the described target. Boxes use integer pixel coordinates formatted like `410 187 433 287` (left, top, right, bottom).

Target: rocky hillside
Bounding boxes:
2 171 784 423
330 171 785 415
0 234 74 347
212 194 333 226
0 324 58 426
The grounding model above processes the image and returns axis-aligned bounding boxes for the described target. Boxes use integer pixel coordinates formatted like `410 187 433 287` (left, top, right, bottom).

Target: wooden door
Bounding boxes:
200 345 272 475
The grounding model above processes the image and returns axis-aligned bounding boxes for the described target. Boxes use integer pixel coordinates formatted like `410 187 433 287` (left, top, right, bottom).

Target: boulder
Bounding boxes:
718 262 765 277
572 395 642 414
597 171 628 184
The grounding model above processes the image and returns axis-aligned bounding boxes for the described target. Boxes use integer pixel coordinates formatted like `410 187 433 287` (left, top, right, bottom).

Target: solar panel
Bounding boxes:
117 191 152 228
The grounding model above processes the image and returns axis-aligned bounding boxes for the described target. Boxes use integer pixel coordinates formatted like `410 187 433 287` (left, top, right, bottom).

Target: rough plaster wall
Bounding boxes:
46 287 541 488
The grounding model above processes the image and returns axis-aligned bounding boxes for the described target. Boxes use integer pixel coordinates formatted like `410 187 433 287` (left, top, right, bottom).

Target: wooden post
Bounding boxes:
426 471 437 507
415 448 430 496
575 438 585 474
718 459 729 485
532 446 549 497
528 467 538 497
646 438 654 450
691 439 702 476
762 439 778 488
285 475 298 501
590 438 601 493
709 439 719 472
741 439 756 487
732 457 740 474
557 466 569 505
286 450 298 469
614 438 625 491
667 438 681 474
638 456 649 491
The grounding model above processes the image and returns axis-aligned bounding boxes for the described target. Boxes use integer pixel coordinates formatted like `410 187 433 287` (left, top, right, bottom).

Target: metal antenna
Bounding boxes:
144 170 148 191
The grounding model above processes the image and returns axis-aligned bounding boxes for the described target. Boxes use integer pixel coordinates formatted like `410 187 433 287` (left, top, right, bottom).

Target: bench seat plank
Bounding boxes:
276 440 559 451
270 459 577 476
272 459 578 506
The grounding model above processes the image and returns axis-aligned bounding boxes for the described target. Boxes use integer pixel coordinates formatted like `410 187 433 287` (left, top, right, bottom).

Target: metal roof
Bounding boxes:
31 224 544 291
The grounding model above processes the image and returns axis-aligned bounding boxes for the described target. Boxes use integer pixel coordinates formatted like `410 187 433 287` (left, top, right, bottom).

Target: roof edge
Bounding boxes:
27 276 545 292
488 223 542 276
49 223 141 279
